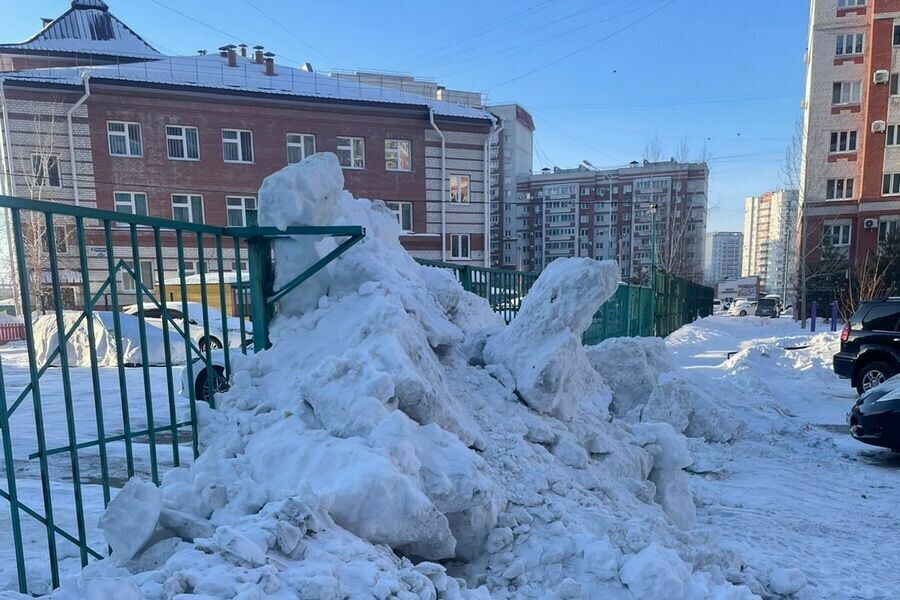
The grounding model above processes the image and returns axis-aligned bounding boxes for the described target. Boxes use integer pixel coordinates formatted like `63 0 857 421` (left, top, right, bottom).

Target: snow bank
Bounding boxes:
31 311 186 367
46 153 762 599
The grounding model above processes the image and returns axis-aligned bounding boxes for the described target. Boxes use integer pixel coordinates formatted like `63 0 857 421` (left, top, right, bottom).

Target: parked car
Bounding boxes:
755 297 782 318
713 299 722 313
180 339 255 401
122 303 225 352
833 298 900 394
848 374 900 451
728 299 757 317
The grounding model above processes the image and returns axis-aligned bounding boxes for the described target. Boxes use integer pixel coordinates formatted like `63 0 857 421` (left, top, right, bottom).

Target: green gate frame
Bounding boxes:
0 195 364 593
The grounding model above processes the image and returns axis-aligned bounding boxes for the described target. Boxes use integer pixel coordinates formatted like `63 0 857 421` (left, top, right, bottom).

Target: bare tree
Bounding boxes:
643 131 663 164
838 250 893 322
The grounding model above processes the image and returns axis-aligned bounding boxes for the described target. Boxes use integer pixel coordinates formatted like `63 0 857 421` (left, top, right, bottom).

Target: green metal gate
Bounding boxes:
0 195 363 593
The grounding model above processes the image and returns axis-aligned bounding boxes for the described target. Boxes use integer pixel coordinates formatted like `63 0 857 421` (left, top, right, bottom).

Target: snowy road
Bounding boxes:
671 316 900 600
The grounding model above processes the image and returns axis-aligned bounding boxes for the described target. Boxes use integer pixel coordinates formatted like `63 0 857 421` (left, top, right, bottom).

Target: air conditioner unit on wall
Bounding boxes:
875 69 890 84
873 120 887 133
864 218 879 229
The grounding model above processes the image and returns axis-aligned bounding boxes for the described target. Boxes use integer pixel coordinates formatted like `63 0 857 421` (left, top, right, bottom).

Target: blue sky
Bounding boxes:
3 0 809 231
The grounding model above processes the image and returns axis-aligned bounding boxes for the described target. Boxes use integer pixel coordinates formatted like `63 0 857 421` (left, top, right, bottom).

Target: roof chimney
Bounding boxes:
223 44 237 67
253 45 265 64
197 49 207 56
264 52 276 76
218 45 229 58
239 43 248 57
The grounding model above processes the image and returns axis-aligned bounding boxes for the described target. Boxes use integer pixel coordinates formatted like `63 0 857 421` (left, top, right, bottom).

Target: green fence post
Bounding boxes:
461 265 473 293
247 236 273 352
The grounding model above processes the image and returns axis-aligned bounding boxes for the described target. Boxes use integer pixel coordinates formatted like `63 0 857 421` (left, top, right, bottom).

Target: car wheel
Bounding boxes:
199 336 223 352
857 361 895 395
739 310 747 317
195 366 229 402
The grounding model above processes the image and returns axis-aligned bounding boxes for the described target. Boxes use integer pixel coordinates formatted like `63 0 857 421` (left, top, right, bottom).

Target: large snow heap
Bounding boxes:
45 153 761 599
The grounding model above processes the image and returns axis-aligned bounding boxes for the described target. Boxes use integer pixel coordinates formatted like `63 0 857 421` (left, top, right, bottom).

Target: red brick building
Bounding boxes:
0 0 494 305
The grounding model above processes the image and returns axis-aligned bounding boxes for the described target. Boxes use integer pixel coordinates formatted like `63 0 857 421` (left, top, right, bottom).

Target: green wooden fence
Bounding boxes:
416 260 713 344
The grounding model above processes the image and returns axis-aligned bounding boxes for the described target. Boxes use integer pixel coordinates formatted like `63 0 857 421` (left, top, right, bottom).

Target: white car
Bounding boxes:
179 340 254 401
728 299 757 317
122 303 225 352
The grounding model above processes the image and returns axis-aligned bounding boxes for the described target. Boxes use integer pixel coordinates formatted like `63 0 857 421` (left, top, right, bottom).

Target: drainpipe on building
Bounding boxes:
483 119 501 268
0 78 22 316
429 107 447 262
67 74 91 206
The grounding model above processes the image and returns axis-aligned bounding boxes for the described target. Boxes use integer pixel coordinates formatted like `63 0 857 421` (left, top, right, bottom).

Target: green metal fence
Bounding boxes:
417 260 713 344
0 195 363 594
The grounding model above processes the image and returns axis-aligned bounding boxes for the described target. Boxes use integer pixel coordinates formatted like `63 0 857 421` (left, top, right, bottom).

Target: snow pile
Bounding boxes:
31 311 186 367
42 153 762 599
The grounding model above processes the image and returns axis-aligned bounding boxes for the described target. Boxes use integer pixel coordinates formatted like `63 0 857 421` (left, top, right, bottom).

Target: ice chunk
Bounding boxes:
769 568 806 595
586 336 673 417
98 479 163 562
619 543 692 600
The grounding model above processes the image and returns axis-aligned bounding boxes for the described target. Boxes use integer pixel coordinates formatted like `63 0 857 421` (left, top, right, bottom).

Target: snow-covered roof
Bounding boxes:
0 0 160 59
4 54 492 120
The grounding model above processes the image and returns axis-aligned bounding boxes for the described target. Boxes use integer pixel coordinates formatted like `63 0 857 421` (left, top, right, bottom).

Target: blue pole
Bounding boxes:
831 301 838 332
811 301 817 333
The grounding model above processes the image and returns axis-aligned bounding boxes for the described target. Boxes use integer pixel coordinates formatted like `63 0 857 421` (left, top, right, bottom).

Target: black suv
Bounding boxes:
834 299 900 395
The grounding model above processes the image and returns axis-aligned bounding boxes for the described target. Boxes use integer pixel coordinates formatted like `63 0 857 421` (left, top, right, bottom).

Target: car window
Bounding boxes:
165 309 183 320
758 299 777 308
849 303 870 326
861 304 900 331
142 309 161 319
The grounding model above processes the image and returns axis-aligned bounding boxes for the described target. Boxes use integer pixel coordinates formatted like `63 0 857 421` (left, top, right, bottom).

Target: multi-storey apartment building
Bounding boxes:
512 160 709 282
742 190 799 296
0 1 496 306
800 0 900 269
703 231 743 285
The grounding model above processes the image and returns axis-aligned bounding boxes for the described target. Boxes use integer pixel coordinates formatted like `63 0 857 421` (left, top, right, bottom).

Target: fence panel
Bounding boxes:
0 195 364 594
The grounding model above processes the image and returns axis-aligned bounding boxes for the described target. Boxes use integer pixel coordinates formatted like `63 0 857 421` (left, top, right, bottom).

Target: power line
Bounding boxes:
243 0 332 63
534 93 799 111
486 0 677 91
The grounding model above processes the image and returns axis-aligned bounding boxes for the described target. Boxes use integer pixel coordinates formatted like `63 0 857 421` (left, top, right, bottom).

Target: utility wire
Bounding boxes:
486 0 677 91
244 0 333 63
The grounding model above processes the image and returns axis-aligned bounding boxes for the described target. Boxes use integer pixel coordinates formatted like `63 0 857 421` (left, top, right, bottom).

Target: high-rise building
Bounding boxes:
799 0 900 273
703 232 743 285
742 190 799 297
514 160 709 282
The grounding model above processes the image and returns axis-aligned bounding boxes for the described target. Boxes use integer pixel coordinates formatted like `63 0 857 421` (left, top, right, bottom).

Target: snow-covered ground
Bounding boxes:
0 154 895 599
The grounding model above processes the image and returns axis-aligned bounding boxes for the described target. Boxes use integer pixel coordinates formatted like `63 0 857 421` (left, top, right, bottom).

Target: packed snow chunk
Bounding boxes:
31 311 186 367
98 479 163 562
257 152 345 232
642 373 743 443
632 422 696 530
768 568 807 596
586 335 673 417
244 418 457 559
619 543 692 600
483 257 619 419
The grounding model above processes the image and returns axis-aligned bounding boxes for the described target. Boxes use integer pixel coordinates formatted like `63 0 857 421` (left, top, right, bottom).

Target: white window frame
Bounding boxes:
31 154 61 188
829 130 857 153
336 136 365 169
450 233 471 259
832 81 862 105
837 0 865 7
823 223 851 247
286 133 316 164
122 259 155 292
888 125 900 147
835 33 864 55
226 196 258 227
879 219 899 243
222 129 254 164
113 191 149 217
171 194 204 224
384 139 412 172
107 121 143 157
166 125 200 161
385 201 413 233
884 173 900 196
449 175 470 203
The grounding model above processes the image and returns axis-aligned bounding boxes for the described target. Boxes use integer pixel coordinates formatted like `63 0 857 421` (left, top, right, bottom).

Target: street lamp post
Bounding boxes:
649 203 658 285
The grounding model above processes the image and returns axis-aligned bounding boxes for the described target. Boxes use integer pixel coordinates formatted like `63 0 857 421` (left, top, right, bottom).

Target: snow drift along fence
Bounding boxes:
0 323 25 344
0 194 364 594
417 260 712 343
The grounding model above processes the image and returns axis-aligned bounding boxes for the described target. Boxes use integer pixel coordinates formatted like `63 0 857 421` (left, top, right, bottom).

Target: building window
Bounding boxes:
450 233 470 259
449 175 470 203
287 133 316 163
832 81 861 105
823 223 851 247
114 191 148 216
122 260 155 292
171 194 204 224
31 154 61 188
336 136 365 169
226 196 257 226
384 139 412 171
884 173 900 196
107 121 142 157
166 125 200 160
385 201 413 232
895 24 900 46
836 33 864 55
826 178 854 200
222 129 254 163
829 131 857 153
888 125 900 147
837 0 865 6
879 219 899 242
